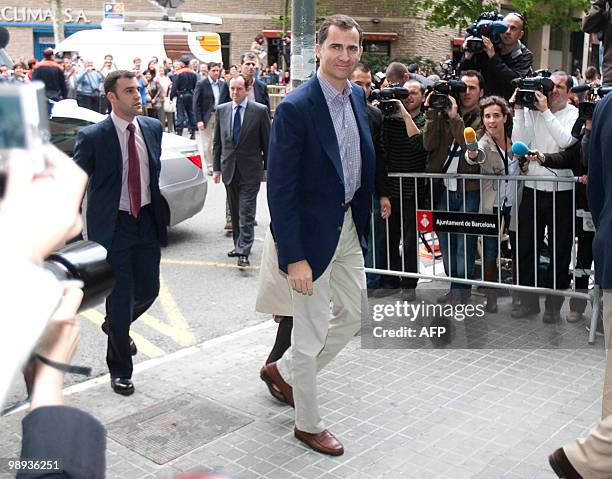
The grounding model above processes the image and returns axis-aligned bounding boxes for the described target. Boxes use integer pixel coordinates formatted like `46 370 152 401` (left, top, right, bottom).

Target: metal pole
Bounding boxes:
51 0 65 45
290 0 316 89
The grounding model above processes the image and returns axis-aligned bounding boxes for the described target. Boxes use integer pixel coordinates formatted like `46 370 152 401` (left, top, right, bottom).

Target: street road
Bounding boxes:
3 175 272 411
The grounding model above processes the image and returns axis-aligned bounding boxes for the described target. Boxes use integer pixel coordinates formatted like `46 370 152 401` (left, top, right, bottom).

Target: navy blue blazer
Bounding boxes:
267 76 375 281
588 94 612 288
73 115 167 252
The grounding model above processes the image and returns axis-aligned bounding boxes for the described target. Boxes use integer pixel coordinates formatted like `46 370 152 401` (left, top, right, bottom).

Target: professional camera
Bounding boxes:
43 240 115 313
511 73 554 109
370 83 409 116
465 12 508 54
571 82 612 120
425 79 467 111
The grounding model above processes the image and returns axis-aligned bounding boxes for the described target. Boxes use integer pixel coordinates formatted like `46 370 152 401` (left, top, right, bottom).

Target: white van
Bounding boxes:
54 23 222 68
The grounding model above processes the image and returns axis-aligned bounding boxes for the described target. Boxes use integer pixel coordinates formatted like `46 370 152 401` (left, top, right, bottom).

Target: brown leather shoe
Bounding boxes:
294 428 344 456
549 448 582 478
260 362 294 407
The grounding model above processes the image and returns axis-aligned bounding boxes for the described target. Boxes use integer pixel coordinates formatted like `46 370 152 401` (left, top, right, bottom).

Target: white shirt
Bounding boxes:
443 142 461 191
110 111 151 211
209 76 220 107
512 104 579 191
231 97 248 130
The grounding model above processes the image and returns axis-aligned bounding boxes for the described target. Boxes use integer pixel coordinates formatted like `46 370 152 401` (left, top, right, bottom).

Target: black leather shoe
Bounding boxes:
548 447 582 478
237 255 250 267
227 249 238 257
111 377 135 396
101 321 137 356
510 304 540 319
543 310 561 324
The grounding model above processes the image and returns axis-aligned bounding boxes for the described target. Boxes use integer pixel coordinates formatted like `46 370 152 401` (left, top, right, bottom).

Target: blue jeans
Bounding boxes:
436 186 480 295
365 196 382 288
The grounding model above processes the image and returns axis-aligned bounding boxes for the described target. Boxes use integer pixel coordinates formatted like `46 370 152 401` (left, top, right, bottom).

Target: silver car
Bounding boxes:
50 100 207 226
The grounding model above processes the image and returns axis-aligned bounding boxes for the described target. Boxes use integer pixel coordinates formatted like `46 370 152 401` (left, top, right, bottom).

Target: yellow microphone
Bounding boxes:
464 127 478 152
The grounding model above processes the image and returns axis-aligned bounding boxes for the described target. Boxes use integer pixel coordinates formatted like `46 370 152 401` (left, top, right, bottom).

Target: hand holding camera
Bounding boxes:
2 145 87 263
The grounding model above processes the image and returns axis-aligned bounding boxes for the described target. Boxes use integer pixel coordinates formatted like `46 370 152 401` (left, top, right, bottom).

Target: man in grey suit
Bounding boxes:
213 74 270 267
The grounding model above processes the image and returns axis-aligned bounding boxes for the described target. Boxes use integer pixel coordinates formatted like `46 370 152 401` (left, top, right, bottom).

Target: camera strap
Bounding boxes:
442 142 461 173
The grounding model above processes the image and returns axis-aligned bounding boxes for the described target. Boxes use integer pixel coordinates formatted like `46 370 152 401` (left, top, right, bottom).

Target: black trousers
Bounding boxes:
380 195 418 289
105 206 161 378
175 93 195 134
225 171 260 256
517 187 574 312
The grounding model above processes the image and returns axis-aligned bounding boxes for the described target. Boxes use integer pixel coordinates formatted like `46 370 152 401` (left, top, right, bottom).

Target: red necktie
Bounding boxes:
127 123 141 218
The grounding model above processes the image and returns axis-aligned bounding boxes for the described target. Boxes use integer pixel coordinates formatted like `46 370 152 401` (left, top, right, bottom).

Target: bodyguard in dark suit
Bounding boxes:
262 15 375 456
218 52 270 111
73 70 167 396
213 74 270 267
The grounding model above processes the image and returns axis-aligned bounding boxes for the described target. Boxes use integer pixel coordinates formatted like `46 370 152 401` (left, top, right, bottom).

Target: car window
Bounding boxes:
49 117 93 156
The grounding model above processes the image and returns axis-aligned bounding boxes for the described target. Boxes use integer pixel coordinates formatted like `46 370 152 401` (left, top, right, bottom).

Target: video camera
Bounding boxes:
370 83 409 117
465 12 508 54
425 79 467 111
511 70 554 109
571 82 612 120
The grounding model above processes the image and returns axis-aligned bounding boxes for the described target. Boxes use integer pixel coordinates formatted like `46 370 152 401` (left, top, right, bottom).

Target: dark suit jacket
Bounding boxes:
267 76 376 281
18 406 105 479
193 77 226 125
73 115 167 251
588 94 612 288
213 100 270 185
219 77 270 111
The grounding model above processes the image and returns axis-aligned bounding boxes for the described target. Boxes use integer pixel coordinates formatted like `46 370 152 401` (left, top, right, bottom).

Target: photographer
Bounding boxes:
423 70 484 303
75 60 103 112
0 146 106 479
511 70 579 322
582 0 612 84
459 12 533 100
378 79 427 296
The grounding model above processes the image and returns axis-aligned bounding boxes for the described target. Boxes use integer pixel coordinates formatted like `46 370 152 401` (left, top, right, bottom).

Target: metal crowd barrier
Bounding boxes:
365 172 602 345
266 85 286 116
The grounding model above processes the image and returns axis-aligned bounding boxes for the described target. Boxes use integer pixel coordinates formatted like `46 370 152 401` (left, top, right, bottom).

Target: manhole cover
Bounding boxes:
106 393 253 464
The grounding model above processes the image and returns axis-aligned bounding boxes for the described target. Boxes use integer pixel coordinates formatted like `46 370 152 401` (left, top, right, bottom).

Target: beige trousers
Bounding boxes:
276 209 366 433
198 111 216 169
255 227 293 317
564 290 612 478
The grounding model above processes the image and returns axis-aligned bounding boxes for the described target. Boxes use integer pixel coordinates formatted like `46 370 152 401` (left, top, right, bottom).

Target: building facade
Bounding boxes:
1 0 586 74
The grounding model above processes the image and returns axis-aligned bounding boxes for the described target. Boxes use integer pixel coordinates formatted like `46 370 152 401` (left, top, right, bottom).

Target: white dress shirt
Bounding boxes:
512 104 579 191
110 111 151 211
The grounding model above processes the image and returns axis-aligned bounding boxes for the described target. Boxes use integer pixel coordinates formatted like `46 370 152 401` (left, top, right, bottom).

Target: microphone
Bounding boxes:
511 141 530 157
464 127 478 152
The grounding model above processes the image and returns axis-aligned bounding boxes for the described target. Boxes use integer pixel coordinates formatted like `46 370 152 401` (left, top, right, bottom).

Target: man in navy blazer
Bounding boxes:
261 15 374 456
73 70 167 396
549 87 612 478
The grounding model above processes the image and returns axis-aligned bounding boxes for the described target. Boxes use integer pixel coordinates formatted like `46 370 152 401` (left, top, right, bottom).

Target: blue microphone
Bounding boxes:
512 141 532 169
511 141 530 157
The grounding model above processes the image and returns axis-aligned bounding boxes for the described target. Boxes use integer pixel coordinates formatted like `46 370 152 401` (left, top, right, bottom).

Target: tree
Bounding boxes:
50 0 64 45
391 0 591 32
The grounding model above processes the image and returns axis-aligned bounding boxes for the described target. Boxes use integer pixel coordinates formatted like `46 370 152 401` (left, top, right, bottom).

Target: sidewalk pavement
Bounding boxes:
0 298 607 479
